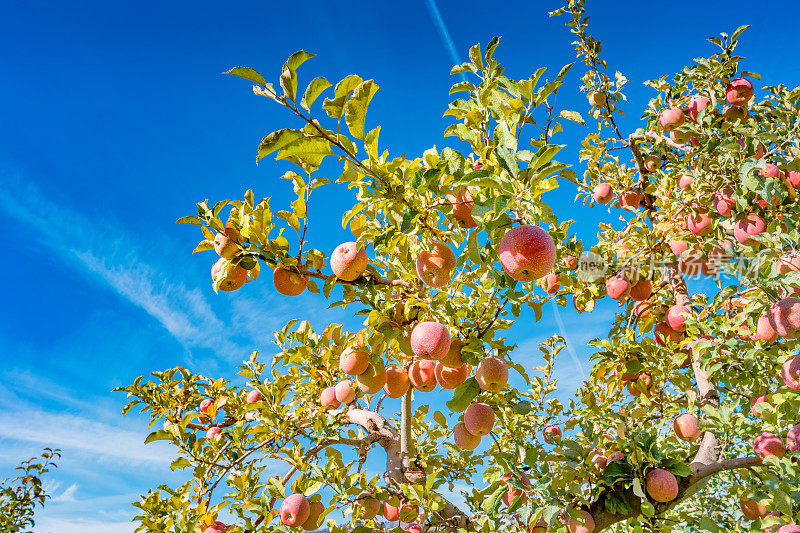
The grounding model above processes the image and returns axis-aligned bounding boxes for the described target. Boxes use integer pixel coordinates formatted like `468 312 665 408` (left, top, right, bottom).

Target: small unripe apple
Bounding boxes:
588 91 607 108
410 321 451 360
543 272 560 293
475 356 509 392
606 275 631 301
340 347 370 376
214 227 241 259
206 426 223 441
726 77 755 106
435 362 469 389
543 425 561 443
593 182 613 204
320 386 341 409
753 432 785 460
334 380 356 404
416 242 457 287
356 363 387 394
383 366 410 398
281 493 311 527
454 422 481 450
688 96 711 122
464 402 495 436
673 413 701 442
330 242 368 281
498 225 556 282
643 155 661 172
246 389 263 404
781 353 800 390
645 468 678 502
211 258 248 292
733 214 766 246
409 359 438 392
659 106 685 131
273 267 308 296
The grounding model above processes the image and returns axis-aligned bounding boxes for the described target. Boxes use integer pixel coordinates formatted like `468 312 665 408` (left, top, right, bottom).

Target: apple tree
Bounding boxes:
0 448 60 533
118 2 800 531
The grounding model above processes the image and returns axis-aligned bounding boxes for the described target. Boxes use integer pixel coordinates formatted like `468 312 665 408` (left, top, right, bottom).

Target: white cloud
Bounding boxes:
34 517 134 533
51 482 79 503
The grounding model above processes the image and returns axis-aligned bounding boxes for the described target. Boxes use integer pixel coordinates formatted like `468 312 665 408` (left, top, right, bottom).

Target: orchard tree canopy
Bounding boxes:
118 1 800 532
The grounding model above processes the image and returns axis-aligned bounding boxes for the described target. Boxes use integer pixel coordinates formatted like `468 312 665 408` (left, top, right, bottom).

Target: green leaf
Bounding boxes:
277 137 334 170
170 458 192 471
449 81 476 95
224 66 267 87
731 25 751 42
284 50 316 72
344 80 379 140
446 378 480 412
300 76 332 111
559 110 585 126
280 68 297 101
485 36 501 62
176 216 202 225
323 75 363 119
257 128 303 163
144 430 173 444
468 43 483 70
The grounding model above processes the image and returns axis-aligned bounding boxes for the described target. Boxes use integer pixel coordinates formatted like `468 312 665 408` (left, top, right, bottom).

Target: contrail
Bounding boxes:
550 299 587 382
424 0 467 81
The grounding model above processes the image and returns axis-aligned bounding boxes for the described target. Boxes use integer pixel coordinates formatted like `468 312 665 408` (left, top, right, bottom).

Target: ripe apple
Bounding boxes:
787 423 800 452
666 305 690 332
781 354 800 390
566 509 595 533
454 422 481 450
445 188 477 228
740 498 768 520
673 413 701 442
753 432 785 459
475 356 509 392
355 492 381 520
498 225 556 282
439 337 465 368
501 472 531 505
543 425 561 443
593 182 613 204
203 522 229 533
785 170 800 188
588 91 607 108
320 386 340 409
607 451 624 465
410 321 451 360
726 77 755 106
755 315 778 343
272 267 308 296
645 468 678 502
750 395 774 418
416 243 457 287
686 210 712 236
464 402 495 436
713 186 736 217
211 258 248 292
733 214 766 246
330 242 368 281
669 239 689 256
334 380 356 404
606 275 631 301
409 359 438 392
618 190 640 209
356 363 387 394
626 372 653 396
246 390 263 404
199 398 214 414
769 298 800 339
688 96 711 122
435 362 469 389
761 163 781 179
654 322 681 346
383 502 400 521
340 347 370 376
776 254 800 274
561 255 579 270
403 524 423 533
659 106 685 131
643 155 661 172
214 227 241 259
206 426 222 441
383 366 410 398
543 272 560 293
677 174 693 188
281 493 311 527
629 280 653 301
775 525 800 533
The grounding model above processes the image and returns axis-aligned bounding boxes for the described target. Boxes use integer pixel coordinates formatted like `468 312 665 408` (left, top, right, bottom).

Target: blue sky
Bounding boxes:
2 1 800 531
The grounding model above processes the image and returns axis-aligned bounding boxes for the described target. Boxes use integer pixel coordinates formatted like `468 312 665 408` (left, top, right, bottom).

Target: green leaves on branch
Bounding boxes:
344 80 379 140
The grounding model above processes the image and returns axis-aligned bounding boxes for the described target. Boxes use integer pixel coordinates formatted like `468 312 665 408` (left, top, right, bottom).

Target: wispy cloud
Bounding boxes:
424 0 466 81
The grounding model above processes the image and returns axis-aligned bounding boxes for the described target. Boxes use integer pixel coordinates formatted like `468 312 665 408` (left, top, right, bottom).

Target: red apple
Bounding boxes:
733 214 767 246
566 509 595 533
445 188 477 228
330 242 368 281
213 227 241 259
740 498 768 520
410 321 451 360
726 78 755 106
273 267 308 296
782 354 800 390
606 275 631 301
593 182 614 204
629 280 653 301
645 469 678 502
543 272 560 293
334 380 356 404
435 362 469 389
246 390 263 404
769 299 800 339
416 242 457 288
618 190 640 209
383 366 410 398
787 423 800 452
688 96 711 122
713 186 736 217
659 106 685 131
454 422 481 450
356 363 387 394
666 305 691 332
686 210 712 237
211 258 248 292
475 356 509 392
498 225 557 282
753 432 785 460
543 425 561 444
302 500 325 531
281 494 311 527
464 402 495 436
409 359 437 392
673 413 701 442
